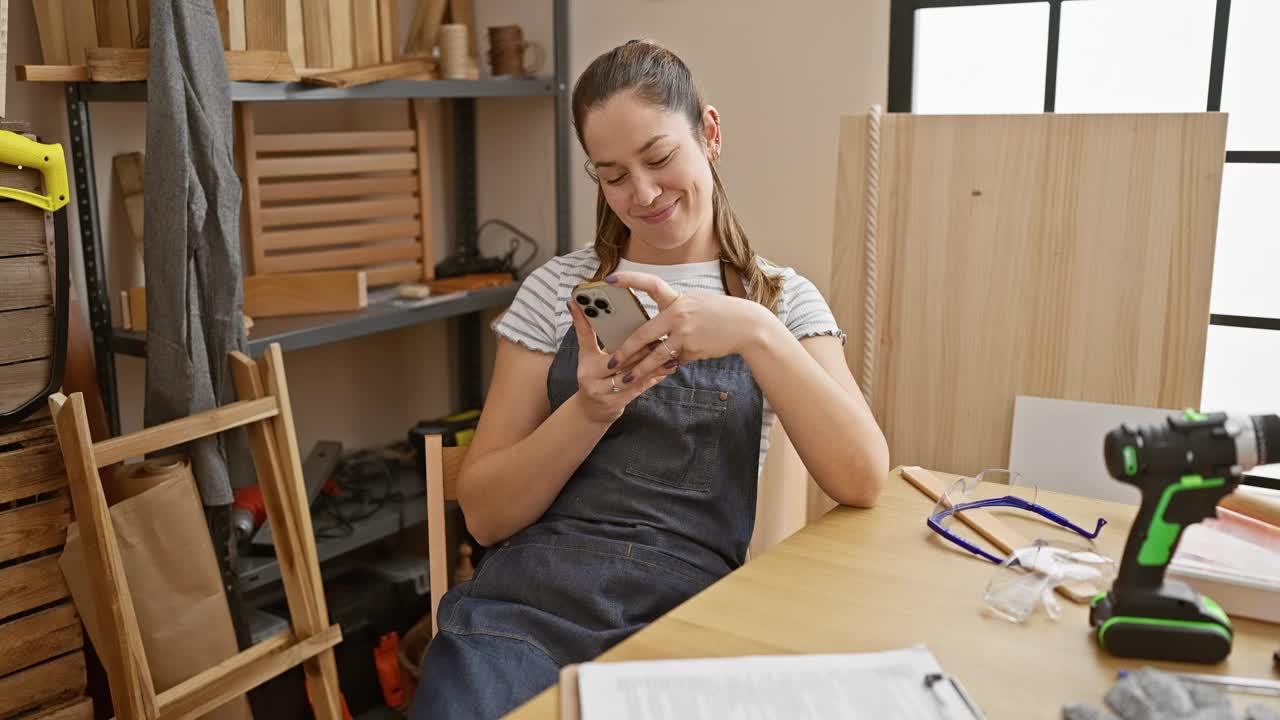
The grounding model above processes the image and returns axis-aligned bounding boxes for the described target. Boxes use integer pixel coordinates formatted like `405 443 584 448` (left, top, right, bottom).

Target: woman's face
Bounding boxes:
582 91 720 262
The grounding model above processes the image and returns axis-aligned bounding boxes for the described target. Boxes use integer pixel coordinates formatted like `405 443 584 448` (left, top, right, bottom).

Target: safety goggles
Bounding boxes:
926 469 1108 565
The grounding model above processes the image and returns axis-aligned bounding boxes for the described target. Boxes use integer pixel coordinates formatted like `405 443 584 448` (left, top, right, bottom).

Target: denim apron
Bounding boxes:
413 274 764 720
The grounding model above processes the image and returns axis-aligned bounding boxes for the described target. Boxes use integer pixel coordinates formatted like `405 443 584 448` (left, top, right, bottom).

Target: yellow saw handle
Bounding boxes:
0 130 70 213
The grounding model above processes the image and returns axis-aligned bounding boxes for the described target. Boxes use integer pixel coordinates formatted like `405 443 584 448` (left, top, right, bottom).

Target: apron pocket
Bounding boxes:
623 383 728 493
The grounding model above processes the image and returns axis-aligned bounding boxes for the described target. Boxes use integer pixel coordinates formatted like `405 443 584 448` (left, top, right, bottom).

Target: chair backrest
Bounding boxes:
423 434 468 637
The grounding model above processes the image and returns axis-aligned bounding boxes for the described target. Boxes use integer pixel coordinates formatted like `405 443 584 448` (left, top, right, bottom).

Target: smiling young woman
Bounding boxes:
409 39 889 719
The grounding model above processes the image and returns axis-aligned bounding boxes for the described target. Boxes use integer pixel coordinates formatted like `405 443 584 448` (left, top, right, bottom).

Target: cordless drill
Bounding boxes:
1090 410 1280 664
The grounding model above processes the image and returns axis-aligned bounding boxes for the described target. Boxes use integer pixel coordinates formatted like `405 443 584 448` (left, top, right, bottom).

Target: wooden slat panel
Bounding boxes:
28 697 92 720
260 218 420 251
0 202 48 258
256 151 417 178
411 99 434 282
377 0 398 62
262 197 419 227
0 441 67 505
259 175 417 202
300 0 331 69
327 0 352 69
0 604 83 677
213 0 230 48
32 0 69 65
255 129 415 153
259 240 420 273
0 418 56 446
64 0 98 67
246 0 287 51
228 0 246 51
0 652 85 719
244 270 367 317
365 262 422 287
0 359 52 415
156 625 341 720
0 495 70 564
301 56 435 88
239 104 266 275
352 0 381 67
0 255 52 311
127 286 146 333
285 0 305 70
92 396 280 468
0 555 69 621
0 307 54 365
128 0 149 48
93 0 131 47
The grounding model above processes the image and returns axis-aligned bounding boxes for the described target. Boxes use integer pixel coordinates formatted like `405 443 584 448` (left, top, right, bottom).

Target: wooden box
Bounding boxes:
0 418 90 719
0 160 57 420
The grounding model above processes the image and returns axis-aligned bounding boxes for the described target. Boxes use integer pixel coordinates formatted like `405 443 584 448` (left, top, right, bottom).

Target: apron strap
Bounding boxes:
720 262 748 300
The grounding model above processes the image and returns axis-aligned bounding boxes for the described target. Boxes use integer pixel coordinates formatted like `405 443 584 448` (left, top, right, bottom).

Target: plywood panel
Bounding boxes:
0 495 71 563
0 653 85 718
830 112 1226 476
0 202 49 257
0 555 70 621
0 604 83 677
0 307 55 365
246 0 287 51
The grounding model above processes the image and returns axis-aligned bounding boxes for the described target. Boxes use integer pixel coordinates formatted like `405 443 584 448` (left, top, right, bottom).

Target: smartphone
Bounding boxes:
571 281 651 353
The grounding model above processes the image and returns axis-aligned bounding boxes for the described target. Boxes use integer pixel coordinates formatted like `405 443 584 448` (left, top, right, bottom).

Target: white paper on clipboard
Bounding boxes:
559 646 985 720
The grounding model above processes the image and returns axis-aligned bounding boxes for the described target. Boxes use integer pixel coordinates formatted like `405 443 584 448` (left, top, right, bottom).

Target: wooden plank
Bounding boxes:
64 0 98 66
262 197 419 227
156 625 342 720
0 604 83 677
327 0 352 69
365 263 421 287
228 0 247 51
0 163 43 193
0 495 70 564
424 435 446 634
49 393 155 719
0 652 85 719
119 289 131 330
0 0 8 117
0 255 52 311
84 47 145 81
127 286 145 333
14 65 90 82
93 0 132 48
243 271 367 317
260 219 421 251
0 202 49 257
91 396 279 468
0 307 55 366
246 0 288 51
0 441 67 505
28 697 93 720
112 153 144 247
377 0 398 62
301 0 332 69
259 175 418 202
0 555 68 621
300 57 435 88
32 0 69 65
0 417 55 446
213 0 231 48
352 0 381 68
405 0 447 57
0 359 51 415
411 99 434 281
448 0 477 57
128 0 149 47
227 50 299 81
238 104 266 275
285 0 306 70
258 239 420 273
260 346 344 720
255 129 415 153
256 151 417 178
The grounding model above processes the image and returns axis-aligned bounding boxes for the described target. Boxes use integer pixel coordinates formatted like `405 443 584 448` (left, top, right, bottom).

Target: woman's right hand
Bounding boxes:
569 299 678 425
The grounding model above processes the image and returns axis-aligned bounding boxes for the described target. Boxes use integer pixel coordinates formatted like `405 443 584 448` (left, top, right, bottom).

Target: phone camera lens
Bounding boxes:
584 306 599 318
575 295 591 305
593 299 610 311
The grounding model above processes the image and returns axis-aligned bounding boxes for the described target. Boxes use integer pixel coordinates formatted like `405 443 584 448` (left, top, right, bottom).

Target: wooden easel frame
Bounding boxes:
47 343 343 720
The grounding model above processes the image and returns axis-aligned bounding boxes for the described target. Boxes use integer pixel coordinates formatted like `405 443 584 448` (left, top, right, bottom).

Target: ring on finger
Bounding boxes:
659 335 679 360
610 374 621 393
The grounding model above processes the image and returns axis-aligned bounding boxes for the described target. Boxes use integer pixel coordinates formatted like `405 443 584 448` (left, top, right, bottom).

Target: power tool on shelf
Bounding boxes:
1090 409 1280 663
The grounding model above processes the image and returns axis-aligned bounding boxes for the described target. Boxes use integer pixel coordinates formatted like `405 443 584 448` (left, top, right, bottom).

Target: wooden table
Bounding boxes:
507 467 1280 718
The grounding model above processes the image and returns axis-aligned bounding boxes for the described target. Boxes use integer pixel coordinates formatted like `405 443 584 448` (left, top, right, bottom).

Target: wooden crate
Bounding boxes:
237 99 435 287
0 417 89 719
0 158 56 419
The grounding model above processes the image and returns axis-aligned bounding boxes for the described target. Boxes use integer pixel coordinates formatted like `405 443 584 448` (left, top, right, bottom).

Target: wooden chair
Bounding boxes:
46 343 344 720
422 435 468 637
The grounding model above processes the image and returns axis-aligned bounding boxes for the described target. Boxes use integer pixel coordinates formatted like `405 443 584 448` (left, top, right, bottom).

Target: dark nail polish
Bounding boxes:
622 373 634 384
647 340 660 350
604 274 619 284
664 359 678 368
607 356 618 370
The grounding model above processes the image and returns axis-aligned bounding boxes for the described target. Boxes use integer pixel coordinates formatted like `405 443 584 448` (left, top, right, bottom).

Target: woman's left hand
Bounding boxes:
605 271 765 381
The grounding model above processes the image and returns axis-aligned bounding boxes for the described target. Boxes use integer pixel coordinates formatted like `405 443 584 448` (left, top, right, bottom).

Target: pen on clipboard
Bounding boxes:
924 672 987 720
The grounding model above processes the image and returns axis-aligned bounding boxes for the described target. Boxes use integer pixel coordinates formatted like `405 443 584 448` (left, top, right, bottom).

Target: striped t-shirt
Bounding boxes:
492 246 846 476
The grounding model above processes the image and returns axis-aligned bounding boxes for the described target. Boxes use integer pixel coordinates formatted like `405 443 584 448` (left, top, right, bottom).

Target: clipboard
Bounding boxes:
558 664 581 720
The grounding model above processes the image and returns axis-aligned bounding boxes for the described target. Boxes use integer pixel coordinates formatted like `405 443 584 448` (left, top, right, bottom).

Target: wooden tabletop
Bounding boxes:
506 467 1280 718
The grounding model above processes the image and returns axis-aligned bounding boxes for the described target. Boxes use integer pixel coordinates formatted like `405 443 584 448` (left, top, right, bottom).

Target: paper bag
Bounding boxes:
60 457 252 720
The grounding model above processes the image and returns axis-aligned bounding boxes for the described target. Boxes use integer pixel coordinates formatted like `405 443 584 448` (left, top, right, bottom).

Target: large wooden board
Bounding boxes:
830 113 1227 476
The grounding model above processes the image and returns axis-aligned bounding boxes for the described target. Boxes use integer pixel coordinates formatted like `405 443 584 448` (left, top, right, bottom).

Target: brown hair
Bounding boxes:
571 39 783 312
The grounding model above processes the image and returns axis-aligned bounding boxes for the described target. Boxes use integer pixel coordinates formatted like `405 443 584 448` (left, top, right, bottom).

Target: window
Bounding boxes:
888 0 1280 424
